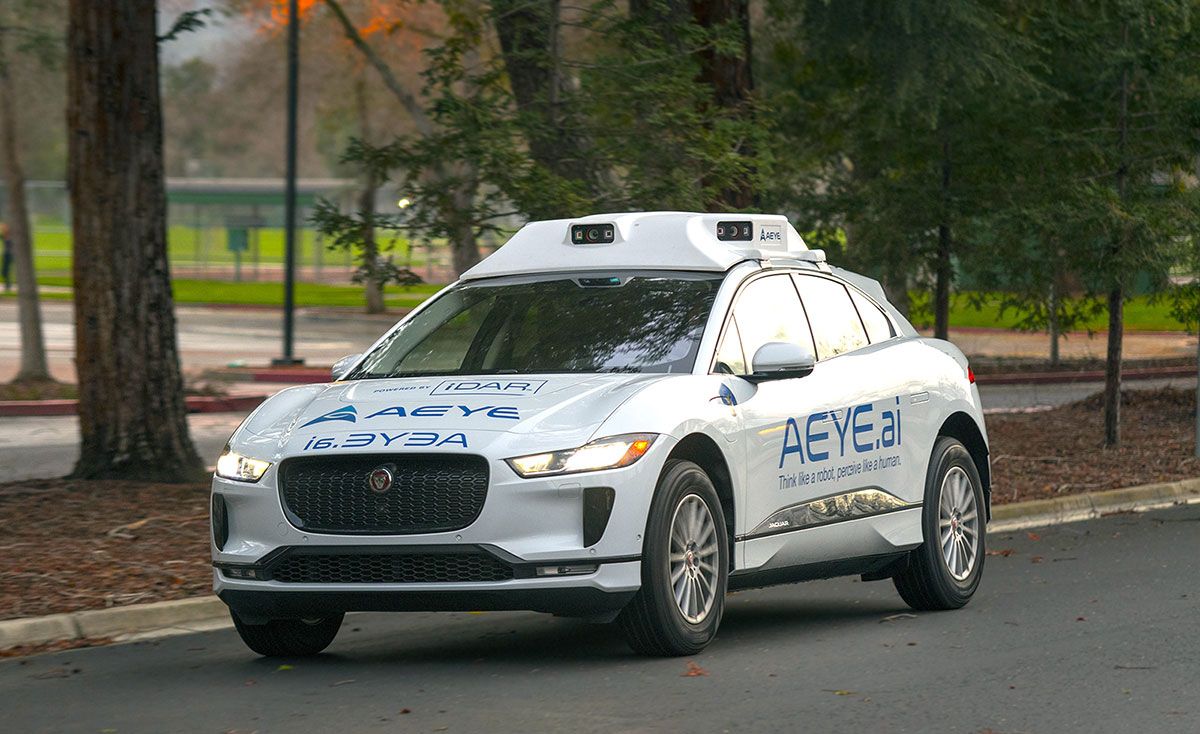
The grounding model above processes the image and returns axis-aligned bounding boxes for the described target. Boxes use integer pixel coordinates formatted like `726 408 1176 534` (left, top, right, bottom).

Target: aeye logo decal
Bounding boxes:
779 396 902 468
301 405 359 427
303 432 469 451
777 397 904 489
431 379 547 396
301 403 519 428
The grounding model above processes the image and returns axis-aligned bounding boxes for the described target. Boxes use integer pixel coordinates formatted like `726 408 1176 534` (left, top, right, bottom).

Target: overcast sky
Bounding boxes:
159 1 256 67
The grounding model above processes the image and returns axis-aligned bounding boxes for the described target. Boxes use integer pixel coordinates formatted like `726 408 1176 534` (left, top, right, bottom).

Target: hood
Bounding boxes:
233 373 668 461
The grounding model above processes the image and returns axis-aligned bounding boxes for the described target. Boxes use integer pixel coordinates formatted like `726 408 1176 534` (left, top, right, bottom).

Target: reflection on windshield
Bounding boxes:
348 274 722 379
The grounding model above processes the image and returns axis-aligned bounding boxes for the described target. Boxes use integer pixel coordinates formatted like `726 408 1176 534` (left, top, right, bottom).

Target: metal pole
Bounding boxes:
274 0 303 365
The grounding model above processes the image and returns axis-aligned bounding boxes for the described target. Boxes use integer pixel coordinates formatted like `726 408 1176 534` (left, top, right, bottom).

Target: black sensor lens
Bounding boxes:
571 223 615 244
717 220 754 242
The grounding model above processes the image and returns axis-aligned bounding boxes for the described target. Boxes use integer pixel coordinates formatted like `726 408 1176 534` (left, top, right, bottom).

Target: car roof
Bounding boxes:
460 211 815 281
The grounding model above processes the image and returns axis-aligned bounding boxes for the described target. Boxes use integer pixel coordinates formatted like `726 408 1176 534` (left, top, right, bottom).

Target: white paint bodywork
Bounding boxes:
212 212 989 610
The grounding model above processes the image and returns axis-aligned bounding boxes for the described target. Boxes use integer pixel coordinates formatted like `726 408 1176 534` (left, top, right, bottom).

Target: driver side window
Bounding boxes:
715 274 814 375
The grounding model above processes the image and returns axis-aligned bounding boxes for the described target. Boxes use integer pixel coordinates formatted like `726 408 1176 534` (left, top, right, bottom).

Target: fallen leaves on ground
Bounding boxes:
681 661 709 677
988 388 1197 504
987 549 1016 557
879 613 917 623
0 478 211 621
0 636 112 658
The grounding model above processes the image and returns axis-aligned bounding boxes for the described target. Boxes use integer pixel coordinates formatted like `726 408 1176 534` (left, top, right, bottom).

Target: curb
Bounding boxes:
2 477 1198 652
987 476 1200 532
0 597 228 648
974 365 1195 386
0 394 266 418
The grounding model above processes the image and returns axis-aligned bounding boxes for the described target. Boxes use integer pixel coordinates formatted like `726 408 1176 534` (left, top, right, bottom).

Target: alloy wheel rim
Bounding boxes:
669 494 720 624
938 466 980 582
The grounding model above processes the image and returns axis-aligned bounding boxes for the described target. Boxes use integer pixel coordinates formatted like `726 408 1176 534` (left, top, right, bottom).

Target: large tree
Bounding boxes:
765 0 1037 331
1029 0 1200 447
67 0 202 481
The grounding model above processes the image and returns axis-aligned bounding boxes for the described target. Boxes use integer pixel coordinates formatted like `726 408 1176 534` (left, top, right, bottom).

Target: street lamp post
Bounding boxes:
273 0 303 366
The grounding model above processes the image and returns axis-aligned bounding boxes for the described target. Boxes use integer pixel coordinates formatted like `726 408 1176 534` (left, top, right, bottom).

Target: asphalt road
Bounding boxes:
3 505 1197 733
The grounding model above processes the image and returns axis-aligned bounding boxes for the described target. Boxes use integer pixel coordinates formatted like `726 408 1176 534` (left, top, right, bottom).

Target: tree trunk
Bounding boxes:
355 73 383 314
934 138 952 341
1048 279 1060 368
67 0 202 481
1194 317 1199 459
691 0 755 208
490 0 603 215
1103 285 1123 446
446 176 480 277
1104 23 1130 449
0 31 50 382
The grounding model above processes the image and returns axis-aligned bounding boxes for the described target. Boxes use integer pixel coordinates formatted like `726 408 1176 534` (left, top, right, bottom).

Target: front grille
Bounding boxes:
279 454 489 534
270 551 514 584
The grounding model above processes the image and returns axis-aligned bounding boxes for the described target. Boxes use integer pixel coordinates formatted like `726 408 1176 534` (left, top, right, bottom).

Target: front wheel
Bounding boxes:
231 610 344 657
893 436 986 610
618 459 729 656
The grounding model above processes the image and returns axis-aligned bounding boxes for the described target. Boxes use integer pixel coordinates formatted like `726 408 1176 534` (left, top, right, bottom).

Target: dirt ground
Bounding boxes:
0 480 212 620
1 387 1195 622
986 387 1197 502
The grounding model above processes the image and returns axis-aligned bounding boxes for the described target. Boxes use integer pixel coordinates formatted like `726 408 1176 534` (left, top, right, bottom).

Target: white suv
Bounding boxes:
212 212 990 657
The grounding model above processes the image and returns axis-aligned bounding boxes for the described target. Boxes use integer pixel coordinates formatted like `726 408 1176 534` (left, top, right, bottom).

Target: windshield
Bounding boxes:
346 272 723 379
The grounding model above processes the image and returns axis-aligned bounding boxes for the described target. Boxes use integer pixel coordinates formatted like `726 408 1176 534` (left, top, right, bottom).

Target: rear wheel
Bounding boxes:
894 437 985 610
231 610 344 657
618 460 729 656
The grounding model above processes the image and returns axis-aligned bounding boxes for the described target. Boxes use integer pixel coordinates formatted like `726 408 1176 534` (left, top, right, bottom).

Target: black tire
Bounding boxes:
231 610 344 657
618 459 729 656
894 436 986 610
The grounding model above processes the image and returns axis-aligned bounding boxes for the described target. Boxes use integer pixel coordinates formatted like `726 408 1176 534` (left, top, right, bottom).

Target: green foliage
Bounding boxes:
762 0 1200 336
313 0 771 262
760 0 1042 311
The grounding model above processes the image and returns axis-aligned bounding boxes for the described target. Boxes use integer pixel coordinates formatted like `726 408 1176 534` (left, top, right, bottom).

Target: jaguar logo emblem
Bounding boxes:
368 465 394 494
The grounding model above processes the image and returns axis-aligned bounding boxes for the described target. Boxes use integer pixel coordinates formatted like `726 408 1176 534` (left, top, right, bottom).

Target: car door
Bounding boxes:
718 273 867 558
791 272 921 507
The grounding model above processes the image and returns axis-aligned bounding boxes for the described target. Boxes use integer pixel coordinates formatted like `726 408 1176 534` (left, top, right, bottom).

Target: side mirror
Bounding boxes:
331 353 362 381
749 341 816 381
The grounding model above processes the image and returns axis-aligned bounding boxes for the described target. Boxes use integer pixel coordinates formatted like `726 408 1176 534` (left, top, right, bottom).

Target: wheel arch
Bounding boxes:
937 412 991 519
667 433 736 569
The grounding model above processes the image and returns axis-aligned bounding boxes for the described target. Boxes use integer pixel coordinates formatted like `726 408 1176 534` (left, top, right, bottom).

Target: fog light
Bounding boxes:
536 564 599 577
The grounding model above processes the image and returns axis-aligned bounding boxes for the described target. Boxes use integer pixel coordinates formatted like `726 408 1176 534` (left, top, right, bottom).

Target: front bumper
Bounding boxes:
218 558 640 620
211 441 672 617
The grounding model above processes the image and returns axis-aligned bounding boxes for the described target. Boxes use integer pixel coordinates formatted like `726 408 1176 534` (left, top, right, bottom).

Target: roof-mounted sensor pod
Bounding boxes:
571 223 615 245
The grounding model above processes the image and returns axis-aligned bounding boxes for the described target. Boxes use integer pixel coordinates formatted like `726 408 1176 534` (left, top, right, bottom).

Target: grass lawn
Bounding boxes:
941 293 1185 332
25 218 1183 328
30 223 431 274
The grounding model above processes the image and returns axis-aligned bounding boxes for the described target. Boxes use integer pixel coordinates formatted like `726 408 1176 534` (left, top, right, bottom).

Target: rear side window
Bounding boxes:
793 274 868 360
849 289 895 343
727 274 814 373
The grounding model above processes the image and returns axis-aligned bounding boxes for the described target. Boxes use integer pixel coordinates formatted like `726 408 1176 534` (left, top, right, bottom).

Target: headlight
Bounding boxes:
215 445 272 483
506 433 657 478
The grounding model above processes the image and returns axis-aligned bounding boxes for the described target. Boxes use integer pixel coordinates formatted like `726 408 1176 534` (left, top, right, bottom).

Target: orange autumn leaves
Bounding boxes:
258 0 406 38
